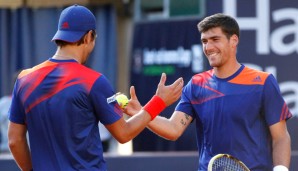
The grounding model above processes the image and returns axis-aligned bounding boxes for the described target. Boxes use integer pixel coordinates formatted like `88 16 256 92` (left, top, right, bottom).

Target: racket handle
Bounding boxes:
273 165 288 171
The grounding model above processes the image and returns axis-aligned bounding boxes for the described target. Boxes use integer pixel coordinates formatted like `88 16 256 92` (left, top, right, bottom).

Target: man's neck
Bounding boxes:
53 46 82 63
214 62 241 79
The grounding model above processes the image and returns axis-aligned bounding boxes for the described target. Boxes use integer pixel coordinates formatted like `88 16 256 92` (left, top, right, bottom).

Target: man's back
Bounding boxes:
9 59 122 170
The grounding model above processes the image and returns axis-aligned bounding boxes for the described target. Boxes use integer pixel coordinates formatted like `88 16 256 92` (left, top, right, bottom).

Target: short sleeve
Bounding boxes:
175 79 195 118
89 75 123 125
9 80 26 124
263 74 292 126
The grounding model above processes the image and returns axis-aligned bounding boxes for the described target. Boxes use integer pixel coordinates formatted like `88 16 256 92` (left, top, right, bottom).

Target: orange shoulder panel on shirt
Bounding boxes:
228 67 270 85
18 61 57 78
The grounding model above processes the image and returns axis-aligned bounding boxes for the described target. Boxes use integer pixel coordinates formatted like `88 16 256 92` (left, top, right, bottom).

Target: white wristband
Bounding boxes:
273 165 288 171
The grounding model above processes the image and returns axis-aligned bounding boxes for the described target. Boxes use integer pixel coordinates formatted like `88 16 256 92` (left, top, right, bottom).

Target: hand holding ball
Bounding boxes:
116 93 129 109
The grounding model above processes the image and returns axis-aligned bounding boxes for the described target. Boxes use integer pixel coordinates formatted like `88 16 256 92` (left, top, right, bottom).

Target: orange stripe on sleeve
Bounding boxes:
229 67 270 85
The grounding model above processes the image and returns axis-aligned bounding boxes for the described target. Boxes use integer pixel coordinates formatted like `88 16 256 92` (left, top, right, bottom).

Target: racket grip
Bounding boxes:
273 165 288 171
143 95 166 120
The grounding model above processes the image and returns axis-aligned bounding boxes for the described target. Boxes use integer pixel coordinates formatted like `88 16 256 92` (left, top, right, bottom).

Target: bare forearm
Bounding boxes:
147 116 179 140
10 140 32 171
107 109 152 144
124 110 152 140
147 111 192 141
8 122 32 171
272 131 291 168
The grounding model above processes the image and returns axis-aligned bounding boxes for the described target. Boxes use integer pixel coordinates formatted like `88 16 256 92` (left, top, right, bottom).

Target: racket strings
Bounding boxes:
212 157 248 171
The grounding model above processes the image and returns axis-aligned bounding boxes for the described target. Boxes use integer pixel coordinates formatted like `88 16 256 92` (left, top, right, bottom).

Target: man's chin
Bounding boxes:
209 62 217 67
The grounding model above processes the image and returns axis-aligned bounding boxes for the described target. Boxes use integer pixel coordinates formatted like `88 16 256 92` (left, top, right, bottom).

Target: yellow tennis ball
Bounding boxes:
116 94 129 109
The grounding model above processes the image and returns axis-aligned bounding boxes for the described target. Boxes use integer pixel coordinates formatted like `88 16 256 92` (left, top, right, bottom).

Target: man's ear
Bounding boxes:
231 34 239 48
84 31 93 44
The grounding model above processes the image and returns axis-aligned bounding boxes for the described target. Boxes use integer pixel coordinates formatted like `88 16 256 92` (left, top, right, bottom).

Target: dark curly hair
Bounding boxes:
55 30 97 47
197 13 240 39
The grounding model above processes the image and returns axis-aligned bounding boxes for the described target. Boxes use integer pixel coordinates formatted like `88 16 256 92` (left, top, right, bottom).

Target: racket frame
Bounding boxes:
208 154 250 171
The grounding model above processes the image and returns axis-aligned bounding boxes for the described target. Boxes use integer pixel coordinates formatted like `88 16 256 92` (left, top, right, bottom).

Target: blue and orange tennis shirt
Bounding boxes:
9 58 123 171
176 64 292 171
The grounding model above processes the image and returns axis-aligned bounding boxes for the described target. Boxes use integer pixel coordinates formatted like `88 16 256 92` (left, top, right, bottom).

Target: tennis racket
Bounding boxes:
208 154 250 171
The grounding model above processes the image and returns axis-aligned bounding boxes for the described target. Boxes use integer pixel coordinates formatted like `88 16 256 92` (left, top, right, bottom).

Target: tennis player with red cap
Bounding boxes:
8 4 184 171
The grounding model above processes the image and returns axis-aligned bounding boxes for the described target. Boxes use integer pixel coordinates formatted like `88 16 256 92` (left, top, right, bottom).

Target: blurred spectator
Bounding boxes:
98 122 112 152
0 71 20 153
0 95 12 153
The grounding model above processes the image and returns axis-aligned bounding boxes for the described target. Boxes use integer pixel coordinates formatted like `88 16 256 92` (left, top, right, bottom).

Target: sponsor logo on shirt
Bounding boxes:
252 75 262 82
107 94 116 104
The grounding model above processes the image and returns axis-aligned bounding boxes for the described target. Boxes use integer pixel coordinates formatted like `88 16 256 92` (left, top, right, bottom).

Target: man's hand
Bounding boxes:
124 73 184 117
124 86 142 116
155 73 184 106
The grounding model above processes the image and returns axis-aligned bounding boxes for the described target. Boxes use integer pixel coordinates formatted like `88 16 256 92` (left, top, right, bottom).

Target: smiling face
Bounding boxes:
201 27 238 68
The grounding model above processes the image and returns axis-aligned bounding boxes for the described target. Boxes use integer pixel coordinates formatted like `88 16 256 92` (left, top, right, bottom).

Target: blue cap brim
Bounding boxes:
51 30 86 43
